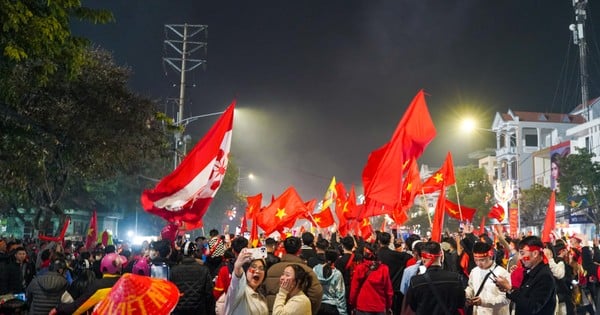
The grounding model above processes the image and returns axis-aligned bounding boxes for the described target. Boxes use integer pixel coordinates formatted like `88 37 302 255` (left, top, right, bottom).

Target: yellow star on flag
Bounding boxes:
342 202 349 213
87 228 94 236
314 217 321 223
434 173 444 183
362 218 369 227
406 183 413 191
448 208 458 215
275 208 287 220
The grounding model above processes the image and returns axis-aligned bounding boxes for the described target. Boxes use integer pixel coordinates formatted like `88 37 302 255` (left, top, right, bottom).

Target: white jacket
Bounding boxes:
465 264 511 315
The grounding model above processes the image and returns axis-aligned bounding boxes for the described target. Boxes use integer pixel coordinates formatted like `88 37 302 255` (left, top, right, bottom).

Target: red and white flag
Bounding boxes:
141 101 235 229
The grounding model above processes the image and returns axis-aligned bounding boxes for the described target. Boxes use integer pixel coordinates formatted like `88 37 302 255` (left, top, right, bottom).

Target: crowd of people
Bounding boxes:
0 225 599 315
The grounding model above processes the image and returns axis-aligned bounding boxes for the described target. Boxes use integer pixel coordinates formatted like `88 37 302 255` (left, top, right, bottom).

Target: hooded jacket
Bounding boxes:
26 271 68 315
313 263 347 315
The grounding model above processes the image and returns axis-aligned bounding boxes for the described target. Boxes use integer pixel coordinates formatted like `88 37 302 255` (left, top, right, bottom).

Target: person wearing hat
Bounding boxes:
26 259 69 315
404 241 466 314
465 242 510 315
170 241 214 315
52 252 127 314
495 236 557 315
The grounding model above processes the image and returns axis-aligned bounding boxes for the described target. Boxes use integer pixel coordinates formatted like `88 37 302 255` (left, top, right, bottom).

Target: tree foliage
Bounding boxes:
406 164 494 233
449 165 495 226
557 148 600 230
519 184 552 228
0 48 169 230
0 0 113 83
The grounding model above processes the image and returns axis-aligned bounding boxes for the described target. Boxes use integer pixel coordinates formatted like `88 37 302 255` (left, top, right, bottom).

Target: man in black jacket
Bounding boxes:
377 232 411 315
405 241 465 314
171 241 214 315
27 259 68 315
495 235 557 315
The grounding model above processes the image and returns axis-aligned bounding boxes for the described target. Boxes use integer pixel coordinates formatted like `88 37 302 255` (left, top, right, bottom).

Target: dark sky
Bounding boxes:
74 1 600 200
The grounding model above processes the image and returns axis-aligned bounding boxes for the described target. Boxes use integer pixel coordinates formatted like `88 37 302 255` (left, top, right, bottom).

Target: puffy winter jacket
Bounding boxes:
26 271 68 315
170 257 214 313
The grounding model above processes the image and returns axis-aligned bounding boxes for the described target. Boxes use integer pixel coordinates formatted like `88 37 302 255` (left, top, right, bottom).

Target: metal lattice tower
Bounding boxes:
163 24 208 168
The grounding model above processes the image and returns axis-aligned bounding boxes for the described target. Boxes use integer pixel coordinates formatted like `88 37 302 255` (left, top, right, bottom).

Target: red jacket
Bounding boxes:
349 261 393 312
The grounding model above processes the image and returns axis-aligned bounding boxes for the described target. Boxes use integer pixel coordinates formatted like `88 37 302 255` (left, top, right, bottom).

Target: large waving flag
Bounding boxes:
141 102 235 229
255 187 307 235
541 190 556 243
421 152 456 194
445 199 476 222
362 90 436 218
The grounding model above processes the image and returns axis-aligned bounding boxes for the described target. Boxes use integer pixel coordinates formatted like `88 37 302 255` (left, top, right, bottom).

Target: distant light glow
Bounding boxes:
461 118 477 133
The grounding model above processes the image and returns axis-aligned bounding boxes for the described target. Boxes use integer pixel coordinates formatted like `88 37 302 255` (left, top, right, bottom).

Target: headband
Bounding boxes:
421 252 443 268
473 250 494 258
522 245 548 264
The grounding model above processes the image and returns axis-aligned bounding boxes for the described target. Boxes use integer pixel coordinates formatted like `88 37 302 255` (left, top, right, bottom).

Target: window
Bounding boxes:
525 134 538 146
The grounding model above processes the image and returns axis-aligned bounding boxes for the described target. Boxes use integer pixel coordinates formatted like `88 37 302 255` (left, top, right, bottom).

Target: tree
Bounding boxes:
448 165 495 230
404 165 494 235
557 148 600 231
0 48 169 231
519 184 552 228
0 1 113 84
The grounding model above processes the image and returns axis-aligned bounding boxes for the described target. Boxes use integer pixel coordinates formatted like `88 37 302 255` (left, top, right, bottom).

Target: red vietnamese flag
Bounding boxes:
246 193 263 219
246 193 262 247
304 199 317 213
488 203 506 222
393 158 422 223
430 187 446 242
335 182 348 234
311 207 336 228
345 185 360 220
39 216 71 243
400 158 422 209
255 187 307 235
541 190 556 243
421 152 456 194
359 218 373 239
445 199 476 222
301 199 317 225
141 102 235 229
85 210 98 250
240 214 248 234
362 90 436 217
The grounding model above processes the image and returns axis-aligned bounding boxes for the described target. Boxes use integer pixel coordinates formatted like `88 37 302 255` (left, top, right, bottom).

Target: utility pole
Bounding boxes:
163 23 208 168
570 0 590 122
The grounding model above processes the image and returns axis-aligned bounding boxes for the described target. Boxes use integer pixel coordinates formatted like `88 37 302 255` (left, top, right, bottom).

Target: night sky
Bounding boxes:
73 1 600 200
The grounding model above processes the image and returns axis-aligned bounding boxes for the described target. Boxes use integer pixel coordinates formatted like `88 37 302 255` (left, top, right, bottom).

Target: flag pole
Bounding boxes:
419 190 433 228
452 184 464 222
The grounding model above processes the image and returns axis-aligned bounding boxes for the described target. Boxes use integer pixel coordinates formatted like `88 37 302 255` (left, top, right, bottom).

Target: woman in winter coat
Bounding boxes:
314 250 346 315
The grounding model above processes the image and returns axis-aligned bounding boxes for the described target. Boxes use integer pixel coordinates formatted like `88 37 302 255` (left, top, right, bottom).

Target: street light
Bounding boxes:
237 172 256 194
